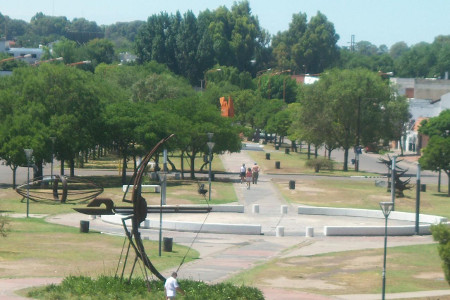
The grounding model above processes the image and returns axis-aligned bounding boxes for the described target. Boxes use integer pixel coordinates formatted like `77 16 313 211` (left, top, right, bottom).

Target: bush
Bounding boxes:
28 276 264 299
305 158 334 173
431 224 450 285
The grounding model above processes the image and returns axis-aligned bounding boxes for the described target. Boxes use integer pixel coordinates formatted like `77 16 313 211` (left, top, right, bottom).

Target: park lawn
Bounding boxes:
0 217 198 279
247 146 379 177
227 243 448 296
274 177 450 219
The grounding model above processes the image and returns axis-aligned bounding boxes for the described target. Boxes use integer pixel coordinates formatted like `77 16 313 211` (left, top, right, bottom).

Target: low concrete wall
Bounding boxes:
299 206 447 236
143 219 261 235
298 206 447 224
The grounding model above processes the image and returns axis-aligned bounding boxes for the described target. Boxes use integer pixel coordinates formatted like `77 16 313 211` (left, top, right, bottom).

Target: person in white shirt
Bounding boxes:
164 272 185 299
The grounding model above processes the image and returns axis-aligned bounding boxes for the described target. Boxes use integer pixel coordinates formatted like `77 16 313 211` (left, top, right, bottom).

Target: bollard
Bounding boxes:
289 180 295 189
275 161 280 169
80 220 89 233
143 219 150 228
163 237 173 252
266 153 271 160
252 204 260 214
281 205 288 214
285 148 290 154
420 184 426 192
276 226 284 237
306 227 314 237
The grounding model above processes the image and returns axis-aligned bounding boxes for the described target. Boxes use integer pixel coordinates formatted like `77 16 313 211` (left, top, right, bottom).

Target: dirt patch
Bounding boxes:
414 272 445 280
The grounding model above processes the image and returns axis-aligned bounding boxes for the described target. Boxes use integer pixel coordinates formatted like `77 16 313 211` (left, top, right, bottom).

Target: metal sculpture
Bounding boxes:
74 134 211 283
16 175 103 204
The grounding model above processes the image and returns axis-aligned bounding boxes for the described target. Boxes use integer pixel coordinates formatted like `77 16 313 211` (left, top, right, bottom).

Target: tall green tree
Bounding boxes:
419 109 450 196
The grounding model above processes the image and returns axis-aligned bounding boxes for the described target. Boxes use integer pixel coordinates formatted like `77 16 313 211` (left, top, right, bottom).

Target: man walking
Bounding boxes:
252 163 260 184
165 272 185 299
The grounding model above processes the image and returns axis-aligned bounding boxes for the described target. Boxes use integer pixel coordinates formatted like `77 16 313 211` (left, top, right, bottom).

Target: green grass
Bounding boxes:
0 217 198 279
227 243 448 295
28 275 264 300
247 144 380 177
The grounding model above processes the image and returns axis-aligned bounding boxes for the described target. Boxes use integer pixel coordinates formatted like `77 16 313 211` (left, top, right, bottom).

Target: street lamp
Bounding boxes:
24 149 33 218
207 133 215 202
380 201 394 300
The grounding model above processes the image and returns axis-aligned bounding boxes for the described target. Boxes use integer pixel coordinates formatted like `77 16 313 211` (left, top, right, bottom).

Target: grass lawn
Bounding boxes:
227 243 448 295
0 217 198 279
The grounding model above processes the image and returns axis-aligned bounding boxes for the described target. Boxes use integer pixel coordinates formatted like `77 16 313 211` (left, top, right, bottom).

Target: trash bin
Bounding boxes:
275 161 280 169
163 237 173 252
266 153 270 160
289 180 295 189
285 148 290 154
421 184 426 192
275 146 279 150
80 220 89 233
211 173 215 181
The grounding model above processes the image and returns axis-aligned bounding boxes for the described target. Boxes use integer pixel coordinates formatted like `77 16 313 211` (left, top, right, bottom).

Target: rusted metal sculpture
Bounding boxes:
74 134 211 284
16 175 103 203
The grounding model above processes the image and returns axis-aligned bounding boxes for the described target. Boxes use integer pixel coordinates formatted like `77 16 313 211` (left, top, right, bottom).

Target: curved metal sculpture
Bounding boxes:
16 175 103 204
75 134 211 283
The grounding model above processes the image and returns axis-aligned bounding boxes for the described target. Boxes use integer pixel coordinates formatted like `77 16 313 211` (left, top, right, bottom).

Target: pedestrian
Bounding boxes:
252 162 260 184
240 163 246 183
246 167 252 189
164 272 185 299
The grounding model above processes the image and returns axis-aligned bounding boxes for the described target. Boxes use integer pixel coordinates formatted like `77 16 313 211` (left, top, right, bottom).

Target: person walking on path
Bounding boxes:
245 167 252 189
239 163 246 183
252 162 260 184
164 272 185 299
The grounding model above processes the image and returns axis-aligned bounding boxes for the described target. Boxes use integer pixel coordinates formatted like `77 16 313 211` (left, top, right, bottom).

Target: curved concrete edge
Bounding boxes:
298 206 447 224
101 208 261 235
298 206 448 236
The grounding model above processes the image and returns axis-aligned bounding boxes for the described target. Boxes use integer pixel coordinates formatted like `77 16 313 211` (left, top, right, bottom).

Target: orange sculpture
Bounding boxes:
220 96 235 118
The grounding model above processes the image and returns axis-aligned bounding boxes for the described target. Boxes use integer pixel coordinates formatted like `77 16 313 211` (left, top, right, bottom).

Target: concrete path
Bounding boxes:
2 143 450 299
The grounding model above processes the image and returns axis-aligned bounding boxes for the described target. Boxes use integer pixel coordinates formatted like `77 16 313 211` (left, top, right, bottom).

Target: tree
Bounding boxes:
297 68 393 170
419 109 450 196
431 224 450 284
157 96 241 179
383 97 411 156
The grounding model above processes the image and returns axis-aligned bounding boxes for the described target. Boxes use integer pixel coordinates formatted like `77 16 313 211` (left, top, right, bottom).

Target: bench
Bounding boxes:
123 185 160 193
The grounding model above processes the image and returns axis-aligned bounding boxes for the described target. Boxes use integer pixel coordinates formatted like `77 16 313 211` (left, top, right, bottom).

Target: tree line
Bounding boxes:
2 1 450 82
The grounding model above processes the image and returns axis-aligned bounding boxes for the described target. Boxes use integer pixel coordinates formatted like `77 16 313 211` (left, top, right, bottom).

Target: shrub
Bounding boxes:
305 157 334 173
431 224 450 285
28 276 264 299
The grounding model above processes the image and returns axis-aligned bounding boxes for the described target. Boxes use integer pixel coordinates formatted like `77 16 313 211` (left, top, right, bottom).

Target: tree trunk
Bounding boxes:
399 138 404 156
12 165 17 189
343 148 349 171
314 146 318 158
181 151 185 179
190 151 196 179
447 171 450 197
69 158 75 177
60 159 65 176
307 143 311 160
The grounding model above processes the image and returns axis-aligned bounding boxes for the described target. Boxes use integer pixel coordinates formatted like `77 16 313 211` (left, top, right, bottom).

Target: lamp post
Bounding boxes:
207 133 215 202
415 163 421 235
24 149 33 218
380 201 394 300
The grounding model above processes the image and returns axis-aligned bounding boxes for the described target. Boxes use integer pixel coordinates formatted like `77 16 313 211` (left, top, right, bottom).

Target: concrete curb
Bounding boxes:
298 206 448 236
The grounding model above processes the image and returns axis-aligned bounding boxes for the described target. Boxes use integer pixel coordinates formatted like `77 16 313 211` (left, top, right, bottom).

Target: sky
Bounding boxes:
1 0 450 48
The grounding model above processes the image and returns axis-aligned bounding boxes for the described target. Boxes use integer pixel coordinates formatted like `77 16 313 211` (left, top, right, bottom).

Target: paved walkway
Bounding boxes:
2 143 450 299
